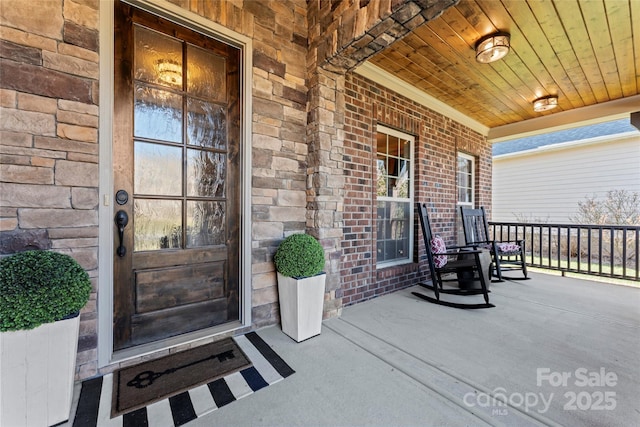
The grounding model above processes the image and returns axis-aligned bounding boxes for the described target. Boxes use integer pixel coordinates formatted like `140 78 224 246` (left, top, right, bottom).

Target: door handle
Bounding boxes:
114 210 129 257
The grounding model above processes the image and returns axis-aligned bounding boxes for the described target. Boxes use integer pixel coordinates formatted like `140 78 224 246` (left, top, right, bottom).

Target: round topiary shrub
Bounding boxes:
0 250 92 332
274 234 325 278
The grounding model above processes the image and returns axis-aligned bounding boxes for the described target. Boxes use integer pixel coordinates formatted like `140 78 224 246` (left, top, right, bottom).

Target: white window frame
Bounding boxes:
456 152 475 244
376 125 415 269
457 152 475 208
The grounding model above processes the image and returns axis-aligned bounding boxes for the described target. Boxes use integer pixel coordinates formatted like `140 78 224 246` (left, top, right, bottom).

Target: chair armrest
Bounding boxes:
496 239 524 245
441 249 483 256
447 243 480 250
467 239 493 245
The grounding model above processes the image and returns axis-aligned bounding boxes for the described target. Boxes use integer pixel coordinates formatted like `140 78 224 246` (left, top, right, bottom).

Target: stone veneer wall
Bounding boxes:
340 71 492 305
1 0 101 380
0 0 310 380
1 0 464 380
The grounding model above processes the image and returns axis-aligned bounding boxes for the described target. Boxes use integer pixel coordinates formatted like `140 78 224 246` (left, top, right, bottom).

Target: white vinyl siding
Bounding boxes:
492 134 640 223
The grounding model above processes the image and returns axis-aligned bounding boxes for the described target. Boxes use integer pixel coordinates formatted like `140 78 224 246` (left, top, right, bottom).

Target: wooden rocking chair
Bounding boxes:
412 203 494 309
460 206 528 281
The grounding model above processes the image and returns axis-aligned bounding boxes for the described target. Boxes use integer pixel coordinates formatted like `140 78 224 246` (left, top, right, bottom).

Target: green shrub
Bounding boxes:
274 234 325 278
0 250 92 332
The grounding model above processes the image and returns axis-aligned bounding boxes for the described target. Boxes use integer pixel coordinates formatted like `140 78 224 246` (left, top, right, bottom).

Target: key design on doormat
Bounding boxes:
127 349 236 389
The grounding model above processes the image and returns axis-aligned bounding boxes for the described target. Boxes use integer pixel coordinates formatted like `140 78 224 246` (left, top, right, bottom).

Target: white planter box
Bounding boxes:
277 272 326 342
0 315 80 427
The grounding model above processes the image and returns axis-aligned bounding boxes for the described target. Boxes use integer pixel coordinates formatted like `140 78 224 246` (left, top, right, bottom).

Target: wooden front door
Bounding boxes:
113 1 241 351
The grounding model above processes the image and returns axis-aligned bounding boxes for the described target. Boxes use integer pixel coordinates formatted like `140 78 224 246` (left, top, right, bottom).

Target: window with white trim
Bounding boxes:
457 153 475 207
457 152 475 243
376 125 414 267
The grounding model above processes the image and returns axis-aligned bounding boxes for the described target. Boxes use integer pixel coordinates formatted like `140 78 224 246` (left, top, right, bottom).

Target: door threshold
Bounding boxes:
110 321 247 366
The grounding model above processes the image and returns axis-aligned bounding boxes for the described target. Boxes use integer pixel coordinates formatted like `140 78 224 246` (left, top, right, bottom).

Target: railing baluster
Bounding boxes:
636 227 640 280
610 227 614 277
547 226 552 268
577 227 581 273
622 228 627 278
567 226 573 270
556 225 561 268
538 225 543 268
598 228 603 275
587 227 592 274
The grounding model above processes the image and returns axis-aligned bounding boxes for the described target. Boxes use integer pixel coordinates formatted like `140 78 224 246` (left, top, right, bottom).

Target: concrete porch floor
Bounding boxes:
188 272 639 427
65 272 639 426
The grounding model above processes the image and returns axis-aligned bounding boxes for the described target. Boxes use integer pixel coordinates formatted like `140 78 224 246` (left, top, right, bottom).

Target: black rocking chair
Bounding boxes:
460 206 528 281
412 203 494 309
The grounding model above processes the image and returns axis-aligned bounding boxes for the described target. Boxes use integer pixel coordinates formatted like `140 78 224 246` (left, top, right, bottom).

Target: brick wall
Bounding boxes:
306 0 459 315
341 72 491 305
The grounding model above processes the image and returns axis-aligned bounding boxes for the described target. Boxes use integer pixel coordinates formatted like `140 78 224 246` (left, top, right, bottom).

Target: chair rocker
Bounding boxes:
412 203 494 309
460 206 528 282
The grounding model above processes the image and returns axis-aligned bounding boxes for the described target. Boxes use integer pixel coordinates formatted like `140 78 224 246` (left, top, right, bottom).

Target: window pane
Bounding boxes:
392 159 409 198
376 200 410 263
134 141 182 196
187 44 226 101
376 158 387 197
388 136 400 157
187 98 227 149
187 149 225 197
458 187 466 202
458 157 469 173
134 84 182 143
387 158 398 177
376 133 387 155
390 175 409 198
187 201 225 247
134 199 182 251
134 26 183 90
390 201 409 239
400 138 410 158
376 201 388 240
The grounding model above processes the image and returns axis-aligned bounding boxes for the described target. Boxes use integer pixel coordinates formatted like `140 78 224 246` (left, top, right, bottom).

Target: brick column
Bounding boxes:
305 0 460 317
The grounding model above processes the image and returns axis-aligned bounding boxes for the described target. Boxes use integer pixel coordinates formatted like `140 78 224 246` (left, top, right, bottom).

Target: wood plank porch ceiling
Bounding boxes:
368 0 639 140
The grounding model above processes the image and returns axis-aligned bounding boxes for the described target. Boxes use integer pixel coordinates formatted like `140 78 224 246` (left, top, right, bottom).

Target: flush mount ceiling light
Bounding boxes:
475 32 510 63
156 59 182 86
533 95 559 112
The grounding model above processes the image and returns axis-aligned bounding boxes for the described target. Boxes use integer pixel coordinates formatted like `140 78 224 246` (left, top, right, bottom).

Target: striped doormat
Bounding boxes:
71 332 294 427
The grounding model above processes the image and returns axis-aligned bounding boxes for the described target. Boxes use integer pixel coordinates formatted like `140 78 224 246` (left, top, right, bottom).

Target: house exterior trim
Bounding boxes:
354 61 488 137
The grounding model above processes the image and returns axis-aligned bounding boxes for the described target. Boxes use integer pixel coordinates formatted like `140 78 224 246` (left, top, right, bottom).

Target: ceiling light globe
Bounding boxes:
475 32 510 63
533 96 559 112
